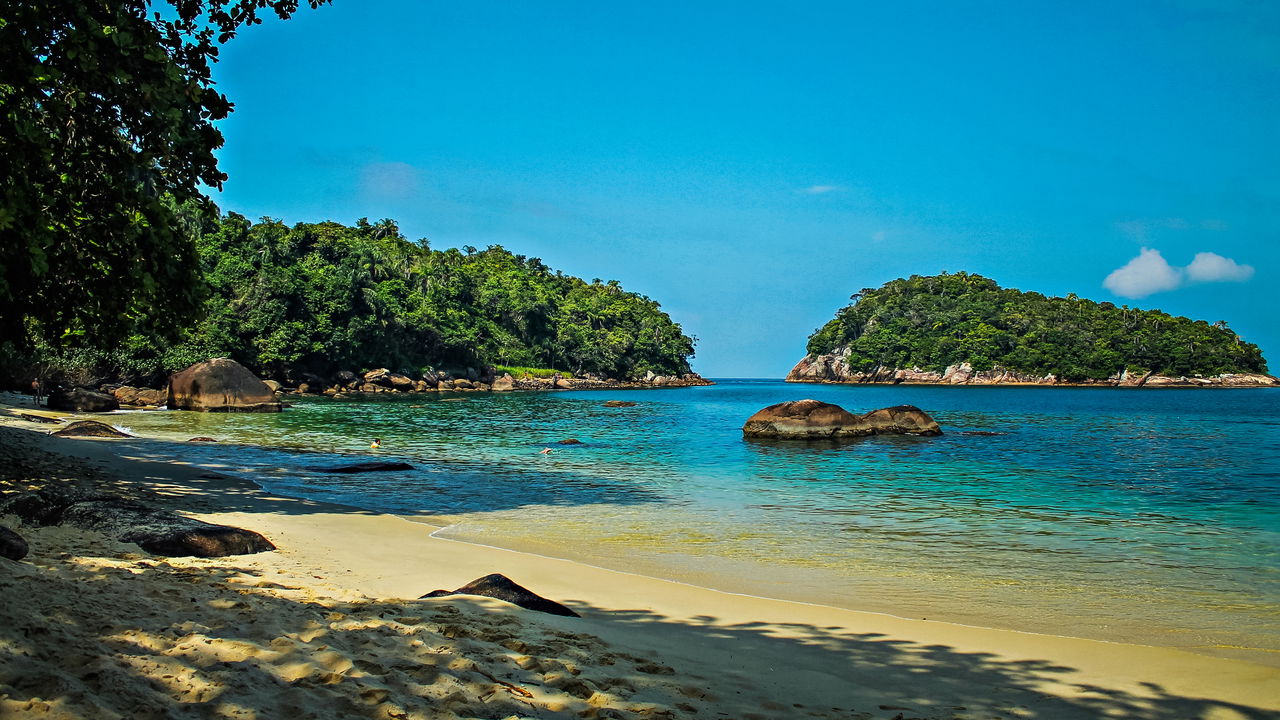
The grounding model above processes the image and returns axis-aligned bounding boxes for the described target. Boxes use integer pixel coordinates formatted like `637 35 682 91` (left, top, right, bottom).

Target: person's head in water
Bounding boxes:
371 438 382 449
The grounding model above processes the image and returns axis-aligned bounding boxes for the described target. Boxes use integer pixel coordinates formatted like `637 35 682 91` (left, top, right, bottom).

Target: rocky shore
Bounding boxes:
41 365 713 412
788 347 1279 388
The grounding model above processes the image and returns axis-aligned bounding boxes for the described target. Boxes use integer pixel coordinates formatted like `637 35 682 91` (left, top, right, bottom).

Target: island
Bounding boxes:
789 272 1277 387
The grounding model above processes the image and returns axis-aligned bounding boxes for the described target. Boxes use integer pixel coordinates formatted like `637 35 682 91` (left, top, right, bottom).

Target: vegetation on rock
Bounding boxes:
805 272 1267 381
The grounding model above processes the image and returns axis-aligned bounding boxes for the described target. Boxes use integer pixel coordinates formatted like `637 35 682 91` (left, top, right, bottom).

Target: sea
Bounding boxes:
113 380 1280 663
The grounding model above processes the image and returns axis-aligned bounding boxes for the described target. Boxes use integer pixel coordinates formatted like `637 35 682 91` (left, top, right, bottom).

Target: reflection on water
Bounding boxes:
118 382 1280 661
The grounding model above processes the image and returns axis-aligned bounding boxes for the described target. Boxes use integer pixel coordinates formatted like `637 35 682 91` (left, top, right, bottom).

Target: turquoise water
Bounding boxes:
115 381 1280 661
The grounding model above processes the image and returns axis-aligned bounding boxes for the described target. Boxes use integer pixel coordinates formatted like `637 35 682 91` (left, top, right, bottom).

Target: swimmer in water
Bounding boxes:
371 438 382 449
539 447 552 454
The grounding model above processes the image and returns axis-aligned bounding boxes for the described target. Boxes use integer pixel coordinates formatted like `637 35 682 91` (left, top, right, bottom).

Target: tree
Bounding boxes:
0 0 328 349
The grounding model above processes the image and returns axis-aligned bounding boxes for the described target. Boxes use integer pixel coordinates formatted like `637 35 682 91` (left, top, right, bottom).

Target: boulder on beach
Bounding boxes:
742 399 942 439
46 387 119 413
0 487 274 557
306 462 415 474
0 526 29 561
111 386 167 407
51 420 133 439
422 573 580 617
168 358 282 413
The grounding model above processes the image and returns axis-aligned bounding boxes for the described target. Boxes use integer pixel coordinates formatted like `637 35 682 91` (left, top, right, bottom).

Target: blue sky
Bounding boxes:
210 1 1279 377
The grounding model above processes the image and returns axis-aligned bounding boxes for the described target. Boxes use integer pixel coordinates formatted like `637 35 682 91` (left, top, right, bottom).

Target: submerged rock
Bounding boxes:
306 462 415 474
0 526 29 561
168 358 281 413
742 399 942 439
422 573 580 617
602 400 638 408
51 420 133 439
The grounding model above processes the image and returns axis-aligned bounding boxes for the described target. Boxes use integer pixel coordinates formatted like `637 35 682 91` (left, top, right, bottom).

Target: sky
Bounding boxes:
209 1 1280 378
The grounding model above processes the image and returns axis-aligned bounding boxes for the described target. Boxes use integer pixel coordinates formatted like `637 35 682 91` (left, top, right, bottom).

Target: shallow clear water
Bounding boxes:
116 381 1280 660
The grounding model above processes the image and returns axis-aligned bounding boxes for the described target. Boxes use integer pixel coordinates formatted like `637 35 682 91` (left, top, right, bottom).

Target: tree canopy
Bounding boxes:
806 272 1267 380
0 0 327 347
34 212 696 384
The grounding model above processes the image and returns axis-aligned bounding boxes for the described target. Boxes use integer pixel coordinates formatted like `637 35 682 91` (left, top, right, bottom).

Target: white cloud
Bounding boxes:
1185 252 1254 283
1103 248 1184 298
1103 248 1255 298
801 185 843 195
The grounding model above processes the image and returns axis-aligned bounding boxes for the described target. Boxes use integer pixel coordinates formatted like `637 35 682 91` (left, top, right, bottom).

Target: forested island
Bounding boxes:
1 208 700 391
790 272 1276 387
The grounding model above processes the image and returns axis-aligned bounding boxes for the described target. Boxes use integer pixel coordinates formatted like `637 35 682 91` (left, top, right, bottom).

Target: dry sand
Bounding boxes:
1 398 1278 719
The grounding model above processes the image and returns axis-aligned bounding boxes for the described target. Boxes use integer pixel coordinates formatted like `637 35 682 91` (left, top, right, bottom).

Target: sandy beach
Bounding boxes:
1 399 1278 720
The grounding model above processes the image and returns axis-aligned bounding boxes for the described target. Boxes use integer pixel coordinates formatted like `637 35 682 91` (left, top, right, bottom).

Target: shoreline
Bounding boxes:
2 407 1280 717
9 394 1280 663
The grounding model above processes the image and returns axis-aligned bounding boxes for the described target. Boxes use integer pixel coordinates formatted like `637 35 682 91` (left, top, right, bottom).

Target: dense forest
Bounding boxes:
9 210 696 386
805 272 1267 381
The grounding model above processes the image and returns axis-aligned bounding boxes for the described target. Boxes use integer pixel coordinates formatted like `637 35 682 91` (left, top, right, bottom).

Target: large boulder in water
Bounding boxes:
46 387 119 412
51 420 133 438
168 358 281 413
743 399 941 439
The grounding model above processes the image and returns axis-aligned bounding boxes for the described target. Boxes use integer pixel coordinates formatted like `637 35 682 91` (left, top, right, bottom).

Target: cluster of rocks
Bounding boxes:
38 359 712 414
788 347 1280 388
742 399 942 440
0 485 274 558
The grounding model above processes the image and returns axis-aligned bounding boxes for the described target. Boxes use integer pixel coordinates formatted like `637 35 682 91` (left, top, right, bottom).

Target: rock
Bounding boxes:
263 379 283 393
46 387 119 412
19 413 60 424
742 399 942 439
553 376 573 389
0 486 113 525
388 373 415 390
135 388 167 406
491 374 516 392
297 382 312 394
323 386 340 396
51 420 133 438
602 400 637 408
334 370 358 385
558 438 583 445
413 380 429 392
422 573 580 617
188 436 217 442
453 379 475 390
363 368 392 385
168 358 282 413
306 462 415 474
59 498 274 557
0 527 28 560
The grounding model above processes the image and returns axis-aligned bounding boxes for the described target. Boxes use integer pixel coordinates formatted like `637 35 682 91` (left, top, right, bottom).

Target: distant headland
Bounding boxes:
789 272 1277 388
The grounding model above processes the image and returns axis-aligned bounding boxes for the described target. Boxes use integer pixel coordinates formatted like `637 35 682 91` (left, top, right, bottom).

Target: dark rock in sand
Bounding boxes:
0 486 273 557
306 462 415 474
0 486 119 525
188 437 218 442
46 387 119 413
19 413 61 424
168 358 281 413
0 526 30 561
742 399 942 439
602 400 637 408
422 573 580 617
60 499 275 557
51 420 133 438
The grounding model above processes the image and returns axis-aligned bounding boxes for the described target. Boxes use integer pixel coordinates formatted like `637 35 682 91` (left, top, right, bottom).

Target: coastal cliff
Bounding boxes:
787 347 1279 387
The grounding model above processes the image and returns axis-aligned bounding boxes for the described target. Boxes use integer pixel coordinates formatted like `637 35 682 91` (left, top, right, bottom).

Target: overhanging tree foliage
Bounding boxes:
806 272 1267 380
0 0 327 347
